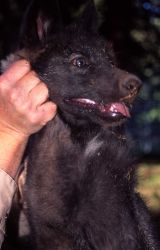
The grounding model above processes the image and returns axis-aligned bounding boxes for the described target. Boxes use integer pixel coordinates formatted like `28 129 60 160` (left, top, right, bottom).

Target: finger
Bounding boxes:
29 82 49 107
8 71 41 104
16 71 41 94
0 60 30 87
3 71 42 108
37 102 57 125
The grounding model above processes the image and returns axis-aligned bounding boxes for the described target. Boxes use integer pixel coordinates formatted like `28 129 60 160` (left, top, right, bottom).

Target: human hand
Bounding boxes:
0 59 57 139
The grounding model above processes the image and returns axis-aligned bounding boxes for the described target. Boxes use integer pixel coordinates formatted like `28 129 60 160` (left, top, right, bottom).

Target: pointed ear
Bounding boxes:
19 0 62 49
78 0 98 33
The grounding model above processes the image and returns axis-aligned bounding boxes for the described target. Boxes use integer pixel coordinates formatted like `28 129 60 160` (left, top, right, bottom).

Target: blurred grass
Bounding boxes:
137 162 160 212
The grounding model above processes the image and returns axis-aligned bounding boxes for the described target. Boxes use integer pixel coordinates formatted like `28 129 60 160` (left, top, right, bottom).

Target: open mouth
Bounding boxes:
65 98 130 121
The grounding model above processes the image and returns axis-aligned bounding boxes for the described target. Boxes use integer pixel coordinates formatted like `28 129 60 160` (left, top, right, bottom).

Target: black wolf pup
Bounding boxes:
5 0 159 249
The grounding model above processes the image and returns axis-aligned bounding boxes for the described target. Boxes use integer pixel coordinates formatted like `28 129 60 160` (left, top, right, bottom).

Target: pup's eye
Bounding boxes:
72 57 87 67
70 54 89 68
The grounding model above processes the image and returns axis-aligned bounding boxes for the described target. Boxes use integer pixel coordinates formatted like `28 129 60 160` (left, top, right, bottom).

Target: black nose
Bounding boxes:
119 73 142 96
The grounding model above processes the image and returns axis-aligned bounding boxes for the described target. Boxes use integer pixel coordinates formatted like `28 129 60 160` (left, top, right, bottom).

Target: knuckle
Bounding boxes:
40 82 49 96
8 89 19 104
28 113 40 125
0 74 9 86
0 80 9 94
28 71 39 82
9 88 25 107
19 102 30 114
9 91 30 113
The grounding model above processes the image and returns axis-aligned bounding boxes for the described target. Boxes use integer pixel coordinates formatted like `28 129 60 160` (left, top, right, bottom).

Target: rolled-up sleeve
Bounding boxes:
0 169 17 247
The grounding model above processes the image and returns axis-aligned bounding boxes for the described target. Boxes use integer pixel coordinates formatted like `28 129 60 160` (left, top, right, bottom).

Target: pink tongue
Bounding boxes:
100 103 130 118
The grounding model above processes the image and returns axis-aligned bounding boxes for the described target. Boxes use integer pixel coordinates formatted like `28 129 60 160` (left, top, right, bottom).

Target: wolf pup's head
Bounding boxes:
15 0 142 128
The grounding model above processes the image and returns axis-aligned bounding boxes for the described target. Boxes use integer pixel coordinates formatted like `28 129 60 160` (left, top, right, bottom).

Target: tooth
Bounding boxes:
76 98 96 104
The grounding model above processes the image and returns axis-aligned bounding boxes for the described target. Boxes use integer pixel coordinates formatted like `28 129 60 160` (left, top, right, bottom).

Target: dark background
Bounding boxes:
0 0 160 159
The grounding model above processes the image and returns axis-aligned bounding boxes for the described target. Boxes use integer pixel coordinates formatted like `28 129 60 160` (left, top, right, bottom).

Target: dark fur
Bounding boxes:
3 1 160 249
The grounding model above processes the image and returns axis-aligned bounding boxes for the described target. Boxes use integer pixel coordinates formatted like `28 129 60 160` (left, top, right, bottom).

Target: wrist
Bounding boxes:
0 124 29 143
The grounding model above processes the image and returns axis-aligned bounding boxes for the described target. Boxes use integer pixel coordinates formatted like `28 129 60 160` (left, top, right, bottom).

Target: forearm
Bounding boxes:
0 131 28 179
